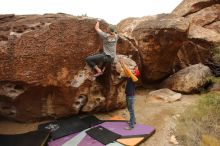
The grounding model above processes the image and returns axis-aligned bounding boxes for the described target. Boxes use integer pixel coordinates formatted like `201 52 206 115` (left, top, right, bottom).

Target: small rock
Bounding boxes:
170 135 179 145
148 88 182 102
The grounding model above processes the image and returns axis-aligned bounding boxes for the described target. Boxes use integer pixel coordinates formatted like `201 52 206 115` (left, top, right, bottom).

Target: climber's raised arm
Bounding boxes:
95 21 102 33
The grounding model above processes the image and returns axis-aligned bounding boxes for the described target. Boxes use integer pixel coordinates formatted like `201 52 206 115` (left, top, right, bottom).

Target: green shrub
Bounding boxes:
211 45 220 62
176 92 220 146
206 76 220 84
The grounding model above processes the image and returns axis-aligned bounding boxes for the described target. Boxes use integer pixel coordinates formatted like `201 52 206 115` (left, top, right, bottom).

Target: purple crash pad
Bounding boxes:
48 121 155 146
100 121 155 137
48 133 78 146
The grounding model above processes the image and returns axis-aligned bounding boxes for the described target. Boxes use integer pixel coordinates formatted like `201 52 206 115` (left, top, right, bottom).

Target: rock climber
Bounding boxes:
86 21 118 77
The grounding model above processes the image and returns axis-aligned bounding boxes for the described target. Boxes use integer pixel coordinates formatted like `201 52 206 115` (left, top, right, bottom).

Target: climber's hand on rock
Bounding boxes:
97 18 102 21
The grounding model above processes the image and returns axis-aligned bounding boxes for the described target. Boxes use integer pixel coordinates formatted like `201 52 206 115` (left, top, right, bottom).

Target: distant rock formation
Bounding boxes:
117 0 220 82
0 14 138 122
172 0 220 72
117 14 189 82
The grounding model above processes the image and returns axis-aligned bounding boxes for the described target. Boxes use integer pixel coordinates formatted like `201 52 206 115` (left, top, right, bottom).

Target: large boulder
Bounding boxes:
185 4 220 29
161 64 212 93
188 25 220 44
0 14 138 122
206 21 220 33
117 14 189 82
172 0 220 17
116 0 219 82
173 24 219 70
116 16 152 40
172 0 220 71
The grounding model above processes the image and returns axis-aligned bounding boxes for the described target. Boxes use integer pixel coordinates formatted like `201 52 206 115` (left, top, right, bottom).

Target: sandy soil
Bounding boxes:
0 88 199 146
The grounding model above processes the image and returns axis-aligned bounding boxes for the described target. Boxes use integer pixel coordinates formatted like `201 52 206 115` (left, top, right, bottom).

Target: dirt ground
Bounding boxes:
0 88 199 146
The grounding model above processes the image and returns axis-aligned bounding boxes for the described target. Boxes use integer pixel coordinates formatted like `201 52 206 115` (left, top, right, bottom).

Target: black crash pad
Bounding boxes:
38 116 89 140
0 130 50 146
81 115 103 126
86 126 121 145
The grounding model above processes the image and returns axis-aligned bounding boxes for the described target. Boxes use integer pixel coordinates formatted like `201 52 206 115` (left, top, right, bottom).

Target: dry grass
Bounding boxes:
175 92 220 146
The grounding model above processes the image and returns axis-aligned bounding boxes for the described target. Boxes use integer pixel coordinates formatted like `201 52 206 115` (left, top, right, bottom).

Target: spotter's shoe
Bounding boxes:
124 126 134 130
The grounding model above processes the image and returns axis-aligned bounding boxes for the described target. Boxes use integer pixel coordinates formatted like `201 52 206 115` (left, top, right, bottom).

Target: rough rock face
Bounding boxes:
0 14 138 122
161 64 212 93
185 4 220 28
116 17 138 39
172 0 220 17
173 24 219 70
116 16 152 40
188 25 220 43
116 0 219 83
172 0 220 70
118 14 189 82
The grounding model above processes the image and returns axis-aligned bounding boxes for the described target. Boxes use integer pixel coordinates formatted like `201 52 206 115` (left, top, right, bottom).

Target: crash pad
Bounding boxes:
47 117 155 146
48 133 79 146
117 137 145 146
0 130 50 146
38 116 89 140
86 126 121 145
100 121 155 137
81 115 103 126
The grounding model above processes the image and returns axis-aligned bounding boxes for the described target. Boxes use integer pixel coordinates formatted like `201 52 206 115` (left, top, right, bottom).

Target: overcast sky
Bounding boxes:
1 0 182 24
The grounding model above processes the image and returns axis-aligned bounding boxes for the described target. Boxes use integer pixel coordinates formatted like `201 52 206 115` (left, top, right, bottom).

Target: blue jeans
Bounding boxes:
126 95 135 128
